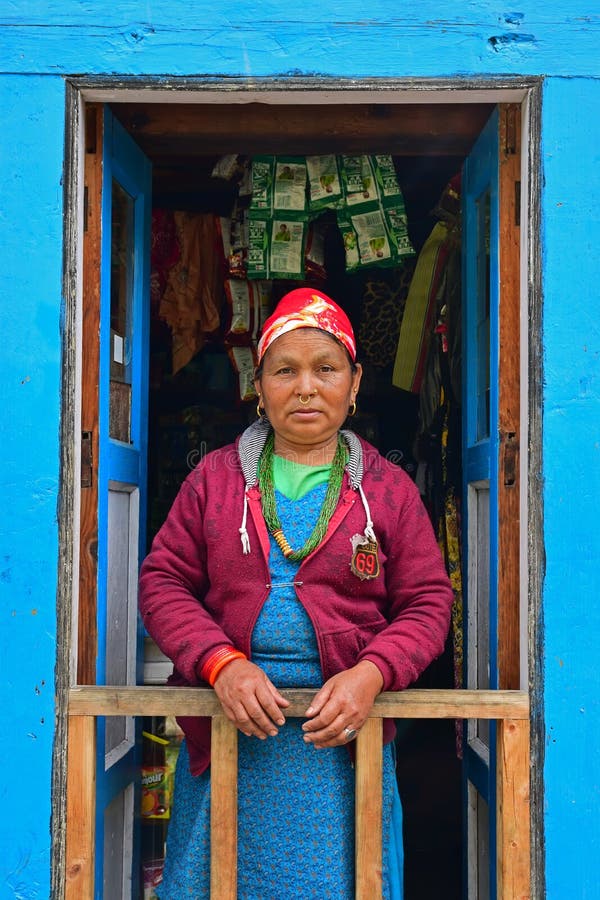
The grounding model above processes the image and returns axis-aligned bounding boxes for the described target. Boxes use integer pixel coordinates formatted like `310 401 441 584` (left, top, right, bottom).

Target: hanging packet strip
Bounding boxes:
249 156 275 216
338 203 400 272
306 155 344 211
339 155 379 208
337 207 360 272
228 344 258 402
371 154 404 204
269 217 308 280
247 218 270 280
253 280 273 341
273 157 309 214
351 203 395 267
384 199 415 261
224 279 254 340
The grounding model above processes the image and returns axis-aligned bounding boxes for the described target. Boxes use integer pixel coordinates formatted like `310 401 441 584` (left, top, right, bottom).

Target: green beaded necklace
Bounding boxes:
258 432 347 561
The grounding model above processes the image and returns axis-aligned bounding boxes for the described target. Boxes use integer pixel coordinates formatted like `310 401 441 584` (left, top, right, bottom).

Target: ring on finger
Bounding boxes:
343 727 358 742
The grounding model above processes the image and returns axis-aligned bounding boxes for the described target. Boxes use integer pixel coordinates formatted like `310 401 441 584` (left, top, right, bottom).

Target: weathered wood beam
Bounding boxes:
210 717 238 900
497 717 531 899
113 102 493 157
355 717 384 900
498 102 522 690
68 686 529 719
65 715 96 900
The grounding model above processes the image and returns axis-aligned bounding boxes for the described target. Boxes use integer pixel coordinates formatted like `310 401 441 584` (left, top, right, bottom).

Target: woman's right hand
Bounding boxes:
212 658 290 739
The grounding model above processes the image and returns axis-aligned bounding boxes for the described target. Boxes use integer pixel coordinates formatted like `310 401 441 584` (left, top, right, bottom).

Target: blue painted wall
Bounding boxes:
1 3 599 897
541 76 600 898
0 76 65 898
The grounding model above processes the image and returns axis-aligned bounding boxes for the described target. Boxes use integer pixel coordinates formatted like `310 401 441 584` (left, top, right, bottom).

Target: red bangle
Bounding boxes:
200 646 247 685
208 650 246 686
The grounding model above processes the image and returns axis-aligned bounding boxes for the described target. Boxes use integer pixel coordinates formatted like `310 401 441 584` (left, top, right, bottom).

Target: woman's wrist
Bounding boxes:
200 646 248 686
355 659 385 694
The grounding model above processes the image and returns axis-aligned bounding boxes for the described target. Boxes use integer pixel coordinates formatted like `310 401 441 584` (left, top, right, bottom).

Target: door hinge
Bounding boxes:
502 431 519 487
515 181 521 227
81 430 93 488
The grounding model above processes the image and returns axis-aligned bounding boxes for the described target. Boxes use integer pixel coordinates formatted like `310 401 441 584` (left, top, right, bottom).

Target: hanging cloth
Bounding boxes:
160 212 222 373
391 221 451 393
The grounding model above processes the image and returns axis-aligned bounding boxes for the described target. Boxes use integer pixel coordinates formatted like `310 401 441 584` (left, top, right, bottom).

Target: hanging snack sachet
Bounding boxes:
249 156 275 216
273 157 309 214
336 207 360 273
306 155 343 211
247 218 270 280
339 155 379 207
228 345 258 402
371 154 403 203
269 218 308 280
351 203 394 267
224 279 254 339
384 199 415 261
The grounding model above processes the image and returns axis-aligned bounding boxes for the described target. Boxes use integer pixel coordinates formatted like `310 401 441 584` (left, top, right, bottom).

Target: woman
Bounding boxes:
139 288 453 898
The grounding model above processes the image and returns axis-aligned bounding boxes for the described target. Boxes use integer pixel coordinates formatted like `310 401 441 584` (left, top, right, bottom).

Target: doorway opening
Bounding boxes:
72 86 531 900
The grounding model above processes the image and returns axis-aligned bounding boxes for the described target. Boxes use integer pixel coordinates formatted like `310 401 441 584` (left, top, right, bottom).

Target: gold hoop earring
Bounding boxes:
348 401 357 417
257 399 265 419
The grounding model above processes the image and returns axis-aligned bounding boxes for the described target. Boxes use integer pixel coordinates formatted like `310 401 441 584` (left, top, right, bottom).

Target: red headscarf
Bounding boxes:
257 288 356 363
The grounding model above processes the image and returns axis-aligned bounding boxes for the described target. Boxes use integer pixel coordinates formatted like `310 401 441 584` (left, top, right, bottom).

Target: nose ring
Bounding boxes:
298 394 312 405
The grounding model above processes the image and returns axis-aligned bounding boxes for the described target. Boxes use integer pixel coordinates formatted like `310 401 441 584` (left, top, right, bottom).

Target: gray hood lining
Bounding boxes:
238 419 364 490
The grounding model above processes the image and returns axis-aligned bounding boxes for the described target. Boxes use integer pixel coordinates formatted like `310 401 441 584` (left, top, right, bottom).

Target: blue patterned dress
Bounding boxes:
158 483 404 899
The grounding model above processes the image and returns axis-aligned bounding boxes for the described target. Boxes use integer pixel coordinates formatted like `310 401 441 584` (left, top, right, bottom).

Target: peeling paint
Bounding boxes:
488 32 536 51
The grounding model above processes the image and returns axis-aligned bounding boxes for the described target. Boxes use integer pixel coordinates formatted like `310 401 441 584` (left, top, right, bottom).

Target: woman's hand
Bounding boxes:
212 658 290 739
301 660 384 748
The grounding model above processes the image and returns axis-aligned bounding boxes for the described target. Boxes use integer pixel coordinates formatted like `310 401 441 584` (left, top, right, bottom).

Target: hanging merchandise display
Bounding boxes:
228 344 258 402
224 278 253 338
339 154 379 206
306 154 344 211
243 153 414 279
158 211 223 373
249 155 275 215
336 154 415 273
273 157 309 214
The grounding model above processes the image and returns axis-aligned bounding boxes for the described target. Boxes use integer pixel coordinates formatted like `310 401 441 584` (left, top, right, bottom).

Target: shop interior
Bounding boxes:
112 99 495 899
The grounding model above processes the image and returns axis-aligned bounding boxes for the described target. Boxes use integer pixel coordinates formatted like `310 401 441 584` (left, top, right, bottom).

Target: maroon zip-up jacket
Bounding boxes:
139 428 453 775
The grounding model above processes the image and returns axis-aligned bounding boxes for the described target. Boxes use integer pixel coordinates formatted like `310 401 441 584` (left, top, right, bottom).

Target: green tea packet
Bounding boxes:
306 155 343 211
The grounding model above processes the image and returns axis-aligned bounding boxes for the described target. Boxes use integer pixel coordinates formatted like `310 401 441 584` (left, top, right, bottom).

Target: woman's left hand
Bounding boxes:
301 660 384 748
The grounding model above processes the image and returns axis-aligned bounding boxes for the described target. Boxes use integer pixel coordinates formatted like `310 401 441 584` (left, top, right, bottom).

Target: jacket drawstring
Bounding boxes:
239 488 251 555
358 484 377 544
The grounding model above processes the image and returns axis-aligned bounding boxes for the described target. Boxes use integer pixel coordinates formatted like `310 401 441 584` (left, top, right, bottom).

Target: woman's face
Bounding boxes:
255 328 362 458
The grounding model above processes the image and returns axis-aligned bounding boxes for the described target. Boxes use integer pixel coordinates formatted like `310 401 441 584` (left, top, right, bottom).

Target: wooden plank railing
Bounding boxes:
66 687 530 899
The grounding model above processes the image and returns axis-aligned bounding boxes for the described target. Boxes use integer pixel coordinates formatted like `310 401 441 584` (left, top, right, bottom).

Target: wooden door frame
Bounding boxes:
56 75 544 899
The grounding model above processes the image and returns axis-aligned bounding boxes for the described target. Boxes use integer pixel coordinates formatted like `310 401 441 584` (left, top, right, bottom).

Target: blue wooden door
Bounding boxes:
462 108 500 900
96 107 151 899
